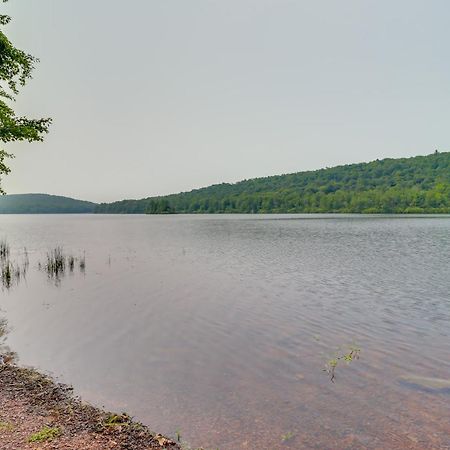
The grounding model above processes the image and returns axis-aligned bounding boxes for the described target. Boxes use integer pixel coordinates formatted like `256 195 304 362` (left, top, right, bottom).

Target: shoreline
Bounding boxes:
0 363 182 449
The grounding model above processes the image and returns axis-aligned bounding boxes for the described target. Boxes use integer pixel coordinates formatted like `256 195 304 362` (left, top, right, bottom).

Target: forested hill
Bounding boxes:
0 194 96 213
96 152 450 214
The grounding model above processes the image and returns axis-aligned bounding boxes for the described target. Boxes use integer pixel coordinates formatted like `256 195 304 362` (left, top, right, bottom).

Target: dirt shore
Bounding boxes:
0 364 182 449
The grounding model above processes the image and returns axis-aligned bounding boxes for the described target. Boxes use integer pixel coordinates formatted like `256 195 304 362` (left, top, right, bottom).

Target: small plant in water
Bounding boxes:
79 252 86 272
28 426 61 442
324 345 361 382
175 429 207 449
68 255 75 272
22 247 29 273
281 431 295 442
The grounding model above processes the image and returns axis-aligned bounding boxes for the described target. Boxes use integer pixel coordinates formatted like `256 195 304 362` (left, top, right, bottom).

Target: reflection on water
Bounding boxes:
0 214 449 449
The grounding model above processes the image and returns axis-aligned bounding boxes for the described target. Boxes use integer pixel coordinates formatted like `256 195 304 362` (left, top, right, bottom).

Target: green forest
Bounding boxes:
0 194 96 213
95 152 450 214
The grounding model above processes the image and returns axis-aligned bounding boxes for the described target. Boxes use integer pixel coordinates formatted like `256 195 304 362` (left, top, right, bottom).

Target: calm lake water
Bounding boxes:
1 215 449 449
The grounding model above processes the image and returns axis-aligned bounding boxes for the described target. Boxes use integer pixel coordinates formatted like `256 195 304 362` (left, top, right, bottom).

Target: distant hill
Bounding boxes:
95 151 450 214
0 194 97 214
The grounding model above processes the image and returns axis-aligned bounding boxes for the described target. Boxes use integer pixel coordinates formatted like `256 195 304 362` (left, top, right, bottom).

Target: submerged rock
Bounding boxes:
399 375 450 393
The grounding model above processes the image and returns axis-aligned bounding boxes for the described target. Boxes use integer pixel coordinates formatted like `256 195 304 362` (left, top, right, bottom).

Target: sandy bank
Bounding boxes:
0 364 182 449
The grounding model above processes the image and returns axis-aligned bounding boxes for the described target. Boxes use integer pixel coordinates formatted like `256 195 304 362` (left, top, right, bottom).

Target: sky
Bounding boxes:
3 0 450 202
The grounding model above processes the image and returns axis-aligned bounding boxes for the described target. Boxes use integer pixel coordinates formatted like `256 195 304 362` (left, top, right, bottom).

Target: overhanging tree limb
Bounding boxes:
0 0 51 194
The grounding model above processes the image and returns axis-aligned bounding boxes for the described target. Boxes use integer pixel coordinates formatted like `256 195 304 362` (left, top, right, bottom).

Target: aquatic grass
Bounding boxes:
1 241 85 287
45 246 66 278
22 247 29 272
79 252 86 273
68 255 75 272
28 426 61 442
42 247 86 281
1 260 12 288
0 245 30 289
0 239 9 259
0 261 25 290
13 264 21 281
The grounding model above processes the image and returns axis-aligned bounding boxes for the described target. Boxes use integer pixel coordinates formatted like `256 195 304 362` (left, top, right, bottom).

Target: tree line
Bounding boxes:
95 151 450 214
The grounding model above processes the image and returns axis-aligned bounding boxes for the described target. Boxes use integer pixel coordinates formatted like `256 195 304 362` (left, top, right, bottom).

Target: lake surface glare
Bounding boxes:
1 214 449 449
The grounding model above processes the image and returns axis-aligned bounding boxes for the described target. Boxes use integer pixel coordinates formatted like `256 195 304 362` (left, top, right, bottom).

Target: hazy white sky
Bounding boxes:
3 0 449 202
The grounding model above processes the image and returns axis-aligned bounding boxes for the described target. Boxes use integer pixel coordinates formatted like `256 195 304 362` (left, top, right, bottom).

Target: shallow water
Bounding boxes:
0 214 449 449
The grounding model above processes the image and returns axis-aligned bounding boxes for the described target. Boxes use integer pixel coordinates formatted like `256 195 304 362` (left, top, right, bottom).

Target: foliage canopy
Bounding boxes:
96 152 450 214
0 0 51 193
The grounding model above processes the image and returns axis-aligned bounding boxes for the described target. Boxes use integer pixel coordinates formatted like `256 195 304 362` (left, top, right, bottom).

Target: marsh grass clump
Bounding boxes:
28 426 61 443
0 240 10 260
45 246 66 277
1 261 12 288
0 240 12 288
42 247 86 281
0 243 30 289
1 242 86 287
1 260 25 289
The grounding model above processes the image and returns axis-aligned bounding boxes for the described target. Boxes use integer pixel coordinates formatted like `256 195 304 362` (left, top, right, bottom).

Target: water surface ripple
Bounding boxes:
0 215 449 449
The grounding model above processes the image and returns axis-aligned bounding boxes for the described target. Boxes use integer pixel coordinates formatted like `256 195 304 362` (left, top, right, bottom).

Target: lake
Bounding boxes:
1 214 449 449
